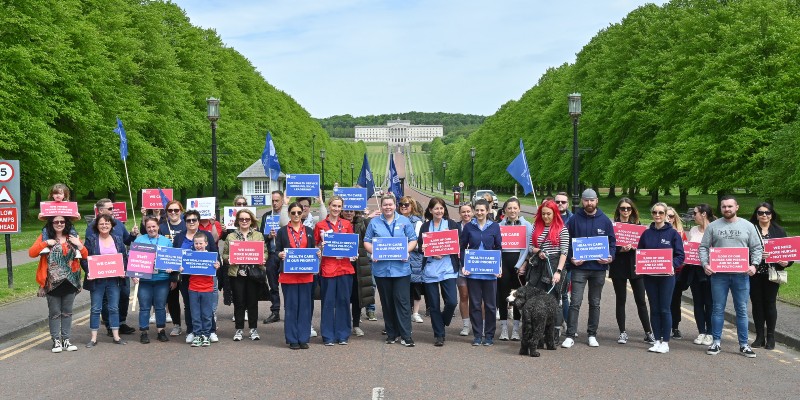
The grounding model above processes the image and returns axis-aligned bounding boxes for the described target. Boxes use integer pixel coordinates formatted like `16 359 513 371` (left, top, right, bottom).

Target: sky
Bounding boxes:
172 0 667 118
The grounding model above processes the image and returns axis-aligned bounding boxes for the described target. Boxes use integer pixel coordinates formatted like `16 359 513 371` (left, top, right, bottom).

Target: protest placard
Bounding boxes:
613 222 647 248
88 253 125 279
322 233 359 258
372 237 408 261
572 236 610 261
40 201 79 218
422 229 459 257
154 246 184 272
127 242 157 278
635 248 673 274
333 187 368 210
286 174 320 197
764 236 800 263
464 249 501 275
223 206 257 230
709 247 750 273
500 225 527 250
186 197 216 219
181 251 218 276
229 241 265 265
142 189 172 209
284 248 319 273
683 241 700 265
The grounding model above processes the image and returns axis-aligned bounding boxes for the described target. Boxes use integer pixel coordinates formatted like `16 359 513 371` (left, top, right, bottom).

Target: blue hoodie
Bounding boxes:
637 222 685 270
567 207 616 271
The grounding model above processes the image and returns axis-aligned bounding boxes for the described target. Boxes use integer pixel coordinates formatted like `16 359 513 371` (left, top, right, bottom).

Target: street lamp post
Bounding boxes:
470 147 476 204
350 162 355 186
312 133 316 174
320 149 326 201
569 93 582 214
206 97 220 220
442 161 447 196
429 169 433 192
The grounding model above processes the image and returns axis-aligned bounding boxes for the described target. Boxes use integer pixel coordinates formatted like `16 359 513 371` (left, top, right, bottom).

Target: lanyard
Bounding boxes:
431 219 443 232
382 219 397 237
289 226 305 248
326 219 343 233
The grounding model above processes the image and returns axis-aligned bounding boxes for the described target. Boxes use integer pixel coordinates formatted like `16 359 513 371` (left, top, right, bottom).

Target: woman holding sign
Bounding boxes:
496 198 532 341
637 202 685 354
222 209 266 342
82 214 129 347
30 216 88 353
460 199 502 346
418 197 460 346
685 204 715 346
749 203 792 350
277 202 318 349
315 195 356 345
398 196 425 324
364 194 419 347
133 216 174 344
160 200 186 336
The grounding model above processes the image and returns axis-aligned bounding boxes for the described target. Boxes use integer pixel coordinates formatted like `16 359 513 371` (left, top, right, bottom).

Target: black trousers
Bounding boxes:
611 276 651 334
750 272 779 336
231 276 260 330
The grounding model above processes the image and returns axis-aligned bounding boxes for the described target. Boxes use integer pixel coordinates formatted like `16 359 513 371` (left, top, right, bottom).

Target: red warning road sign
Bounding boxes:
0 186 15 205
0 208 18 233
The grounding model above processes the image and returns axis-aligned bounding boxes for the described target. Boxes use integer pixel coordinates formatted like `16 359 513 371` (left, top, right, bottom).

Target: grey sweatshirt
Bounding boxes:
699 217 763 267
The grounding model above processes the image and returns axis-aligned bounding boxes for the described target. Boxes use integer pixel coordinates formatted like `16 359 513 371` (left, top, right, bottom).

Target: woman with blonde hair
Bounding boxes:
666 206 689 339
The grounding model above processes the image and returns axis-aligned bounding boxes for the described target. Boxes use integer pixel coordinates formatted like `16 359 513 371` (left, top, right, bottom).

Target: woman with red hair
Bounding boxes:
521 200 569 336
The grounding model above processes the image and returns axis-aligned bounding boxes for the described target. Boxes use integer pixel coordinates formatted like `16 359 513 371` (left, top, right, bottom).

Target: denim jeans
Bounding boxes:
47 292 76 340
710 273 750 346
424 278 458 338
566 269 606 338
320 274 354 343
138 280 170 330
102 276 129 327
189 290 215 337
643 275 675 342
91 278 121 330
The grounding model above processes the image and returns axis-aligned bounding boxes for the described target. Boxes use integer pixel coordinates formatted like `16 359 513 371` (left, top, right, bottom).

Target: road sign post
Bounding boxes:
0 160 21 288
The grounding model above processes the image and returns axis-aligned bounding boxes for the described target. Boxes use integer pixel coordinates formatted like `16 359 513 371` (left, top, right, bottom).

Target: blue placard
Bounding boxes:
286 174 320 197
250 195 267 206
262 214 280 233
322 233 359 258
572 236 611 261
333 187 368 210
284 248 319 273
181 251 219 276
464 249 502 275
154 246 184 272
372 237 408 261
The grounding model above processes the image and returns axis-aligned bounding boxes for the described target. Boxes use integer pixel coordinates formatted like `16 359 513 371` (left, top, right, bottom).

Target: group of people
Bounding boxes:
31 183 791 357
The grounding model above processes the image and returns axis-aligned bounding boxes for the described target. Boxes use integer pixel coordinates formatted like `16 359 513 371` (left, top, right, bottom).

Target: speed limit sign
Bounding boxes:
0 162 13 183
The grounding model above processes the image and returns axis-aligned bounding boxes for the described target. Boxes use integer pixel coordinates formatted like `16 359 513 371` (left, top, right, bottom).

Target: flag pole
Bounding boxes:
122 158 139 312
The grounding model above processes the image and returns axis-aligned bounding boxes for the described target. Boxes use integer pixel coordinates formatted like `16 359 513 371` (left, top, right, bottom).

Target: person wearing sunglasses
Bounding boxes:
172 209 219 344
637 203 685 353
397 196 426 324
30 216 88 353
222 208 266 342
160 200 186 336
748 202 792 350
666 206 689 340
609 198 654 346
133 216 174 344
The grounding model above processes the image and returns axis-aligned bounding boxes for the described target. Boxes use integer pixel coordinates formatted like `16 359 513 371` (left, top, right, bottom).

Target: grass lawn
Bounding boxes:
0 261 40 305
407 151 432 184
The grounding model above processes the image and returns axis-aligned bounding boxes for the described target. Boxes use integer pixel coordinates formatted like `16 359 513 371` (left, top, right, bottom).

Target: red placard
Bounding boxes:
764 237 800 263
142 189 173 209
683 241 701 265
709 247 750 273
500 225 527 250
88 253 125 279
613 222 647 248
0 208 19 233
40 201 80 218
229 241 265 265
635 248 673 274
422 229 460 257
95 202 128 222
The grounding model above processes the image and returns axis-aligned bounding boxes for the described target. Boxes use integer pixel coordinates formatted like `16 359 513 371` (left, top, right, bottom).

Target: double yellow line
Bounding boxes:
0 314 89 361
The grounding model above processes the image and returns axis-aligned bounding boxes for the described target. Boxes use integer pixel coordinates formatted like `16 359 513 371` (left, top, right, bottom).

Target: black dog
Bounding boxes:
507 283 559 357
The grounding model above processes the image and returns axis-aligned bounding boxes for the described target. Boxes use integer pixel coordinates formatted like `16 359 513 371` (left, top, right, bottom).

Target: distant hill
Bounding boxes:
317 112 485 139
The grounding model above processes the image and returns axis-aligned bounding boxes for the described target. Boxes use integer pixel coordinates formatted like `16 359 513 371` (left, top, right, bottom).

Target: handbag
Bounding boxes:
768 265 788 285
246 264 267 283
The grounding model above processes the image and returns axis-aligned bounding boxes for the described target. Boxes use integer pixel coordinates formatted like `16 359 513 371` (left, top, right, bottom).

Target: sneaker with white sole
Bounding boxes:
740 345 756 358
166 314 173 324
231 314 236 322
185 333 195 344
353 327 365 337
648 340 662 352
310 327 318 337
209 332 219 343
588 336 599 347
498 325 509 341
367 310 377 321
460 325 471 336
693 334 706 345
190 335 202 347
62 339 78 351
644 332 656 344
702 334 714 346
412 313 423 323
170 325 182 336
52 339 63 353
149 314 156 324
249 328 260 341
561 337 575 348
707 343 721 355
201 336 210 347
617 331 629 344
233 329 243 341
657 342 670 354
510 328 520 341
244 311 248 321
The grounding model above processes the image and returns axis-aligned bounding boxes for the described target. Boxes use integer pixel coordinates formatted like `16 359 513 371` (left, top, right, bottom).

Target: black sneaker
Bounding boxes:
106 328 113 337
672 329 682 340
434 337 444 347
119 324 136 335
157 331 169 342
140 332 150 344
740 345 756 358
400 338 415 347
385 337 397 344
263 311 281 324
707 343 721 355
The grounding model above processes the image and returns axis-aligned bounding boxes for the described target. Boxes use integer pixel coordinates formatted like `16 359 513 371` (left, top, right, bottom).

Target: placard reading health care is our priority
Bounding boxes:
284 248 320 273
635 248 673 275
40 201 80 218
500 225 527 250
464 249 501 275
229 241 265 265
88 253 125 279
571 236 611 261
708 247 750 273
422 229 460 257
126 243 157 279
181 251 218 276
613 222 647 248
187 197 216 219
286 174 320 197
683 241 701 265
333 187 368 210
223 206 257 230
764 236 800 263
154 246 184 272
371 237 409 261
322 233 359 258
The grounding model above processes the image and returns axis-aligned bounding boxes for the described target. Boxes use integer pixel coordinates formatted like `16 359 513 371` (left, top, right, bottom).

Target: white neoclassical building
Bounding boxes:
354 119 444 144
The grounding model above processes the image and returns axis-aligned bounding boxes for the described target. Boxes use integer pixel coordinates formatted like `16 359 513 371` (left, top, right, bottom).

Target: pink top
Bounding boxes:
99 238 117 255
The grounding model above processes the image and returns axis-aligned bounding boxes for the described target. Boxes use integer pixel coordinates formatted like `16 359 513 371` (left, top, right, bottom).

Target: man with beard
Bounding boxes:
561 189 615 349
699 195 762 358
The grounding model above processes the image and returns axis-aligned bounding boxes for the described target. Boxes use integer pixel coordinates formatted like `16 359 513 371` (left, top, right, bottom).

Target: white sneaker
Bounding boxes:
40 247 51 256
51 339 63 353
185 333 195 344
209 332 219 343
249 328 260 341
588 336 599 347
62 339 78 351
618 331 629 344
411 313 423 323
459 325 471 336
648 340 662 352
166 313 173 324
496 309 500 320
510 328 520 341
232 314 236 322
233 329 243 341
562 337 575 348
656 342 670 354
149 314 156 324
702 334 714 346
499 325 509 341
310 327 318 337
170 325 182 336
353 327 365 337
693 334 706 345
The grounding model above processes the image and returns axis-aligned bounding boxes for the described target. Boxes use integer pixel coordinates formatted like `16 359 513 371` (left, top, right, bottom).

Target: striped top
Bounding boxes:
533 226 569 256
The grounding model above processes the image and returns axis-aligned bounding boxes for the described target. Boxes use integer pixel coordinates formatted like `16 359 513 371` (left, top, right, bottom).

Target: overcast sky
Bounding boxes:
173 0 666 118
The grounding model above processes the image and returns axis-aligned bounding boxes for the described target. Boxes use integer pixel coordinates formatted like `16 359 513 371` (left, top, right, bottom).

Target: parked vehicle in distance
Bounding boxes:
472 190 498 209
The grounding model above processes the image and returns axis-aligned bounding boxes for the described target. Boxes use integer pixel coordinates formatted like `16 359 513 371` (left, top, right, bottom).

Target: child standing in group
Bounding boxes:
38 183 81 255
187 235 220 347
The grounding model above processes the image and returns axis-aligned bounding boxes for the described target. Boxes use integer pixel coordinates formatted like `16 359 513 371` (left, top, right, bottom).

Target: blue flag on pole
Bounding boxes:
113 117 128 160
261 131 281 180
356 154 375 198
506 139 534 195
388 154 403 198
158 188 170 208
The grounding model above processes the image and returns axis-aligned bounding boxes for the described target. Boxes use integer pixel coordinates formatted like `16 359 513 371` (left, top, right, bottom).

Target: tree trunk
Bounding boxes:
196 187 203 198
180 188 188 204
607 183 616 198
20 182 32 223
135 189 142 210
34 191 42 206
679 186 689 210
628 186 636 198
664 187 672 196
649 187 659 205
107 191 116 203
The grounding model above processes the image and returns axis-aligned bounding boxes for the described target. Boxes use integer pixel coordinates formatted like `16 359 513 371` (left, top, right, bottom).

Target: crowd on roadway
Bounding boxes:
30 183 791 357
